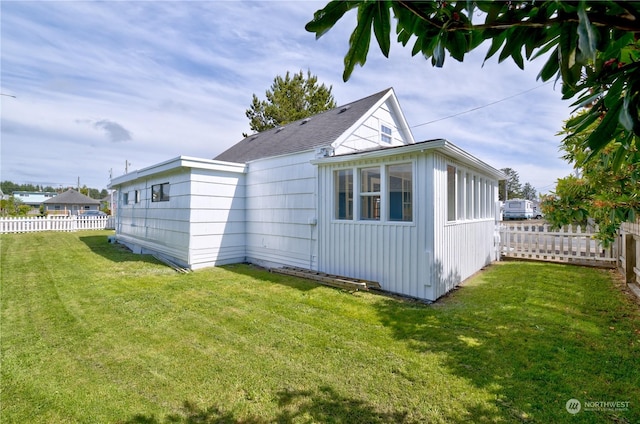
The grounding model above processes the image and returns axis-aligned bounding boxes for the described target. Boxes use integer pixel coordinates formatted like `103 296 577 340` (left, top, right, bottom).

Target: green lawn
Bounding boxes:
1 231 639 423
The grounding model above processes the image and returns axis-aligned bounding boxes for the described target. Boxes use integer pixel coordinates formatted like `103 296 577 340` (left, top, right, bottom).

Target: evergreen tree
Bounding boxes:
245 70 336 134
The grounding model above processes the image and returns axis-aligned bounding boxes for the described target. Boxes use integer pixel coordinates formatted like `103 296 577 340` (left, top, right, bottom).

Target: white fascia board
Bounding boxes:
313 139 505 180
439 143 507 181
331 88 416 149
108 156 246 188
386 88 416 145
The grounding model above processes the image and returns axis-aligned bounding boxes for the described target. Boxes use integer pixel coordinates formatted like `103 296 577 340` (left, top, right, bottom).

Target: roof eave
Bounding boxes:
108 156 247 188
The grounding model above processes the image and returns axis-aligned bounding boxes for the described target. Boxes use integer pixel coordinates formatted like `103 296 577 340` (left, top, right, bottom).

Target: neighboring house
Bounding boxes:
43 189 101 215
109 88 504 301
12 191 57 212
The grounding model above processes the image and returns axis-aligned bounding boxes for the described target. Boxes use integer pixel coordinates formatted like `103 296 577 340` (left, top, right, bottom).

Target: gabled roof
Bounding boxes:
214 88 395 163
43 189 100 205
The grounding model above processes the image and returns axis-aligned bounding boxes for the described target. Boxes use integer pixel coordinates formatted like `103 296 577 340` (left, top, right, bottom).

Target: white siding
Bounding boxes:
114 163 246 269
317 152 432 300
116 170 192 265
187 169 245 269
244 152 318 269
333 100 408 155
317 150 500 301
430 153 499 299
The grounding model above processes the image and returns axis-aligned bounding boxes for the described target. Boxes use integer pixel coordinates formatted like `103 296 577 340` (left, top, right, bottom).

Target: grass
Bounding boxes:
1 230 639 423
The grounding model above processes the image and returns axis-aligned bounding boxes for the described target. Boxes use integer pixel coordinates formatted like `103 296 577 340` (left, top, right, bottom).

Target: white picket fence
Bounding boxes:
0 215 115 234
499 222 617 268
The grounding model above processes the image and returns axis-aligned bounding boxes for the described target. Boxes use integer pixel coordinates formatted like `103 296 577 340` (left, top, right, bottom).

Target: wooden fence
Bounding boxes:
499 222 617 268
0 215 115 234
619 220 640 294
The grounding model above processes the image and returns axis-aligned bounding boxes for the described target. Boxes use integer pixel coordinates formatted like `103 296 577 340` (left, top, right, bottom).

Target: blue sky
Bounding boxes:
1 1 574 193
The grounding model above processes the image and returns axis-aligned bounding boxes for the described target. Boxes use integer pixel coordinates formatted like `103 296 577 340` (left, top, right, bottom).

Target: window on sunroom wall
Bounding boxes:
388 163 412 221
334 169 353 220
447 165 456 221
360 167 381 220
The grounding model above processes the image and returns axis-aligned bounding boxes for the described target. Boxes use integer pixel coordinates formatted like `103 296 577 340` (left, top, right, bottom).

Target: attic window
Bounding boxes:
339 105 351 113
381 124 392 143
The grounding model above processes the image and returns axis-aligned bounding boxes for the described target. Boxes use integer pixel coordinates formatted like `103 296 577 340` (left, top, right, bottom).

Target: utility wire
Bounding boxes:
411 81 554 129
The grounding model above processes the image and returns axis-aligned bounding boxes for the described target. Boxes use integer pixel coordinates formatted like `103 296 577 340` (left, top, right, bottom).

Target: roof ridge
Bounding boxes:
214 88 394 163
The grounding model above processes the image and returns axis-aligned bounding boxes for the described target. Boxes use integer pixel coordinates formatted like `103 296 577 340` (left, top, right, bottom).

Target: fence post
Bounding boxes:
619 233 636 283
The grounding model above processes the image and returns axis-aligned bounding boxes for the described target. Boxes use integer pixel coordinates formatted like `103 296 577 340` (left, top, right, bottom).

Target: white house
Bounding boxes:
109 88 504 301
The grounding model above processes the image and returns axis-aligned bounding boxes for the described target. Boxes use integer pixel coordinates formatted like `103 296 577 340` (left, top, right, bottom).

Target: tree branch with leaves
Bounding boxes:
306 2 639 154
306 0 640 234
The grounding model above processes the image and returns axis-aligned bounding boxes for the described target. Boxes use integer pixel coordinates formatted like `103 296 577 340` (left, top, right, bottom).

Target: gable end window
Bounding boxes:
152 183 170 202
381 125 392 143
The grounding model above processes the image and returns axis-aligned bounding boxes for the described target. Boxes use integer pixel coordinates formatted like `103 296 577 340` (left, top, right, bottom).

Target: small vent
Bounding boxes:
301 118 311 124
338 105 351 113
275 126 285 133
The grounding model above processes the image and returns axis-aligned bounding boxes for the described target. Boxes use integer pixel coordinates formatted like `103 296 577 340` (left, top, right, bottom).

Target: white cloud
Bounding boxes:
1 1 574 193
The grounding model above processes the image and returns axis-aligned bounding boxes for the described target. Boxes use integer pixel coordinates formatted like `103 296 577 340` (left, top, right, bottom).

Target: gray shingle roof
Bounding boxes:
43 189 100 205
214 88 392 163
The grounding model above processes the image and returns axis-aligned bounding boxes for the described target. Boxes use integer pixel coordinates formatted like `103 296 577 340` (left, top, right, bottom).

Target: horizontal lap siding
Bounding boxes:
116 172 192 265
188 169 246 268
334 102 406 154
245 152 317 269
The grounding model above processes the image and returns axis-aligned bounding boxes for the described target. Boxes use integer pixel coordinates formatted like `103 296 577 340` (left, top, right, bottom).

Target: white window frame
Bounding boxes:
380 124 393 143
332 161 414 224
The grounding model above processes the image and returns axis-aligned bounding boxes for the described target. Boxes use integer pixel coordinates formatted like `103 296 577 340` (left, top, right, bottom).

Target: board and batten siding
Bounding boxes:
316 149 500 301
430 152 500 300
316 152 431 299
244 151 318 270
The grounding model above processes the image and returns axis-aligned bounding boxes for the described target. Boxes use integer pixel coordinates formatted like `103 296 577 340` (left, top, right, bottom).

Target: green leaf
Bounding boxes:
305 1 358 39
537 47 560 81
558 23 579 87
586 101 623 156
372 1 391 58
484 31 507 62
576 2 597 63
620 89 634 131
343 4 375 81
612 136 629 171
604 77 624 109
433 35 446 68
499 29 526 69
447 30 468 62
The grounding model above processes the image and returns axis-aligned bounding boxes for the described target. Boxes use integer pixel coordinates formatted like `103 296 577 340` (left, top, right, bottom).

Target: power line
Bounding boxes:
411 81 554 129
